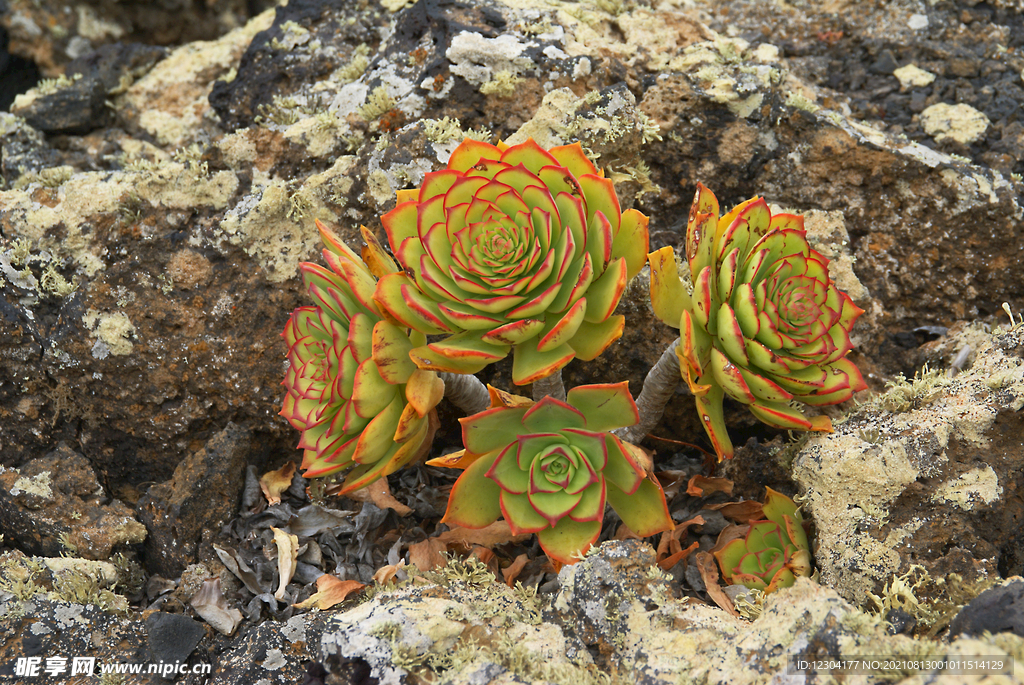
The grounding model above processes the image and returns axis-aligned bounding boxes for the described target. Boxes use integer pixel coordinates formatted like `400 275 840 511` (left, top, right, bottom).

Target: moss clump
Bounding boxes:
867 565 999 637
869 365 952 414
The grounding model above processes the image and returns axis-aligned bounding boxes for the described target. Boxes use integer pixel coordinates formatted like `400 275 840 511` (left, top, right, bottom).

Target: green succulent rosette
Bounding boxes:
375 138 649 385
649 183 867 459
280 220 443 493
713 487 812 594
439 382 673 564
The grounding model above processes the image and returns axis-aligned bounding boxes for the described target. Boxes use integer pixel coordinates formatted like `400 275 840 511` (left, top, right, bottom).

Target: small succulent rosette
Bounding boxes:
649 183 867 459
712 488 812 594
375 138 649 385
438 383 673 564
280 220 443 493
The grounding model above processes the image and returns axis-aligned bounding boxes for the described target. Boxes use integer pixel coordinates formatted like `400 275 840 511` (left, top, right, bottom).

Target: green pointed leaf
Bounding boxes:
716 303 750 368
499 491 549 534
537 297 587 352
536 518 602 565
612 208 649 281
523 396 586 432
568 480 605 522
746 399 814 430
372 320 416 384
447 139 503 173
485 443 528 494
606 478 673 538
602 436 643 494
511 341 576 385
442 450 503 528
460 405 528 455
710 347 755 405
694 381 733 460
351 395 405 465
381 201 419 260
647 246 689 328
566 315 623 362
352 359 398 418
582 258 626 323
548 142 599 178
566 382 638 432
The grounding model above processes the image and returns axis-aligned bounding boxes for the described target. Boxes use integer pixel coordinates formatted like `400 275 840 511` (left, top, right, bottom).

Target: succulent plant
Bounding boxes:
713 488 812 594
439 382 673 564
280 220 443 492
649 183 867 459
375 138 649 385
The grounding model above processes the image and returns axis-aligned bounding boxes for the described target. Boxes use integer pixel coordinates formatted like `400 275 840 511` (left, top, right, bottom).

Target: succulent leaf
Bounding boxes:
713 488 813 594
281 227 440 492
658 184 867 460
376 138 648 384
443 385 671 564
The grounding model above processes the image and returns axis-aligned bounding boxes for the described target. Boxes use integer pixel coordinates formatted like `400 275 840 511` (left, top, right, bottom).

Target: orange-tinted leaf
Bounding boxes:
695 551 739 617
501 553 530 587
686 475 735 498
293 575 366 610
348 477 413 516
425 449 480 470
372 560 407 586
260 462 296 506
659 540 699 571
706 500 764 523
487 385 534 409
408 537 448 571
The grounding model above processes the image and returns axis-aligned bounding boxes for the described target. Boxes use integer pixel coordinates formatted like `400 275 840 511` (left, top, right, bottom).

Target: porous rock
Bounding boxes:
792 324 1024 603
137 423 251 576
0 443 146 560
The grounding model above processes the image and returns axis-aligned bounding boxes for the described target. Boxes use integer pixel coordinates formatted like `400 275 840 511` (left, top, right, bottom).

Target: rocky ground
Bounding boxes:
1 0 1023 683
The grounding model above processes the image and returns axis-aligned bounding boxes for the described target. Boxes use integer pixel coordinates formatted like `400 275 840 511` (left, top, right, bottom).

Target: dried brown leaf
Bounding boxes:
190 577 243 636
372 560 407 586
695 551 739 617
656 515 706 561
501 554 530 586
658 540 699 572
438 521 530 549
706 500 764 523
348 478 413 516
293 574 366 610
685 475 734 498
408 537 448 571
260 462 296 506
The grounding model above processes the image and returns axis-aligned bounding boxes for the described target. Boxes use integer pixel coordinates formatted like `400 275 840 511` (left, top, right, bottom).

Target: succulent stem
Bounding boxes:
438 372 491 415
532 371 566 402
614 338 681 444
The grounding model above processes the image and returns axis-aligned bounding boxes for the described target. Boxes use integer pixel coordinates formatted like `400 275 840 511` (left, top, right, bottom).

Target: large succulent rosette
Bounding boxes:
280 220 443 492
375 138 649 385
439 383 673 564
649 183 867 459
713 488 812 594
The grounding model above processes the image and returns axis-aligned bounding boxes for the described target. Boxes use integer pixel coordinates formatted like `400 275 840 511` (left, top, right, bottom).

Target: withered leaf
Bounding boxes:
293 574 366 610
685 475 734 498
190 577 243 636
695 551 739 617
272 527 300 601
260 462 296 506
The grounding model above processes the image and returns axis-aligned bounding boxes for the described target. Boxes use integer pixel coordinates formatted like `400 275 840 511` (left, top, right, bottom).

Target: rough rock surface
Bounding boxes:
137 422 252 576
0 443 146 560
788 324 1024 603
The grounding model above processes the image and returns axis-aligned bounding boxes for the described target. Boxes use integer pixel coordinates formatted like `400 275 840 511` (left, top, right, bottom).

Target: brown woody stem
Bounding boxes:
614 338 681 444
438 372 490 416
532 370 566 402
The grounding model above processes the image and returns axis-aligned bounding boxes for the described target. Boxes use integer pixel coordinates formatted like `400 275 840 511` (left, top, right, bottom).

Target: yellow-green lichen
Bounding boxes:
336 44 371 83
82 310 136 357
480 70 523 97
359 86 396 121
